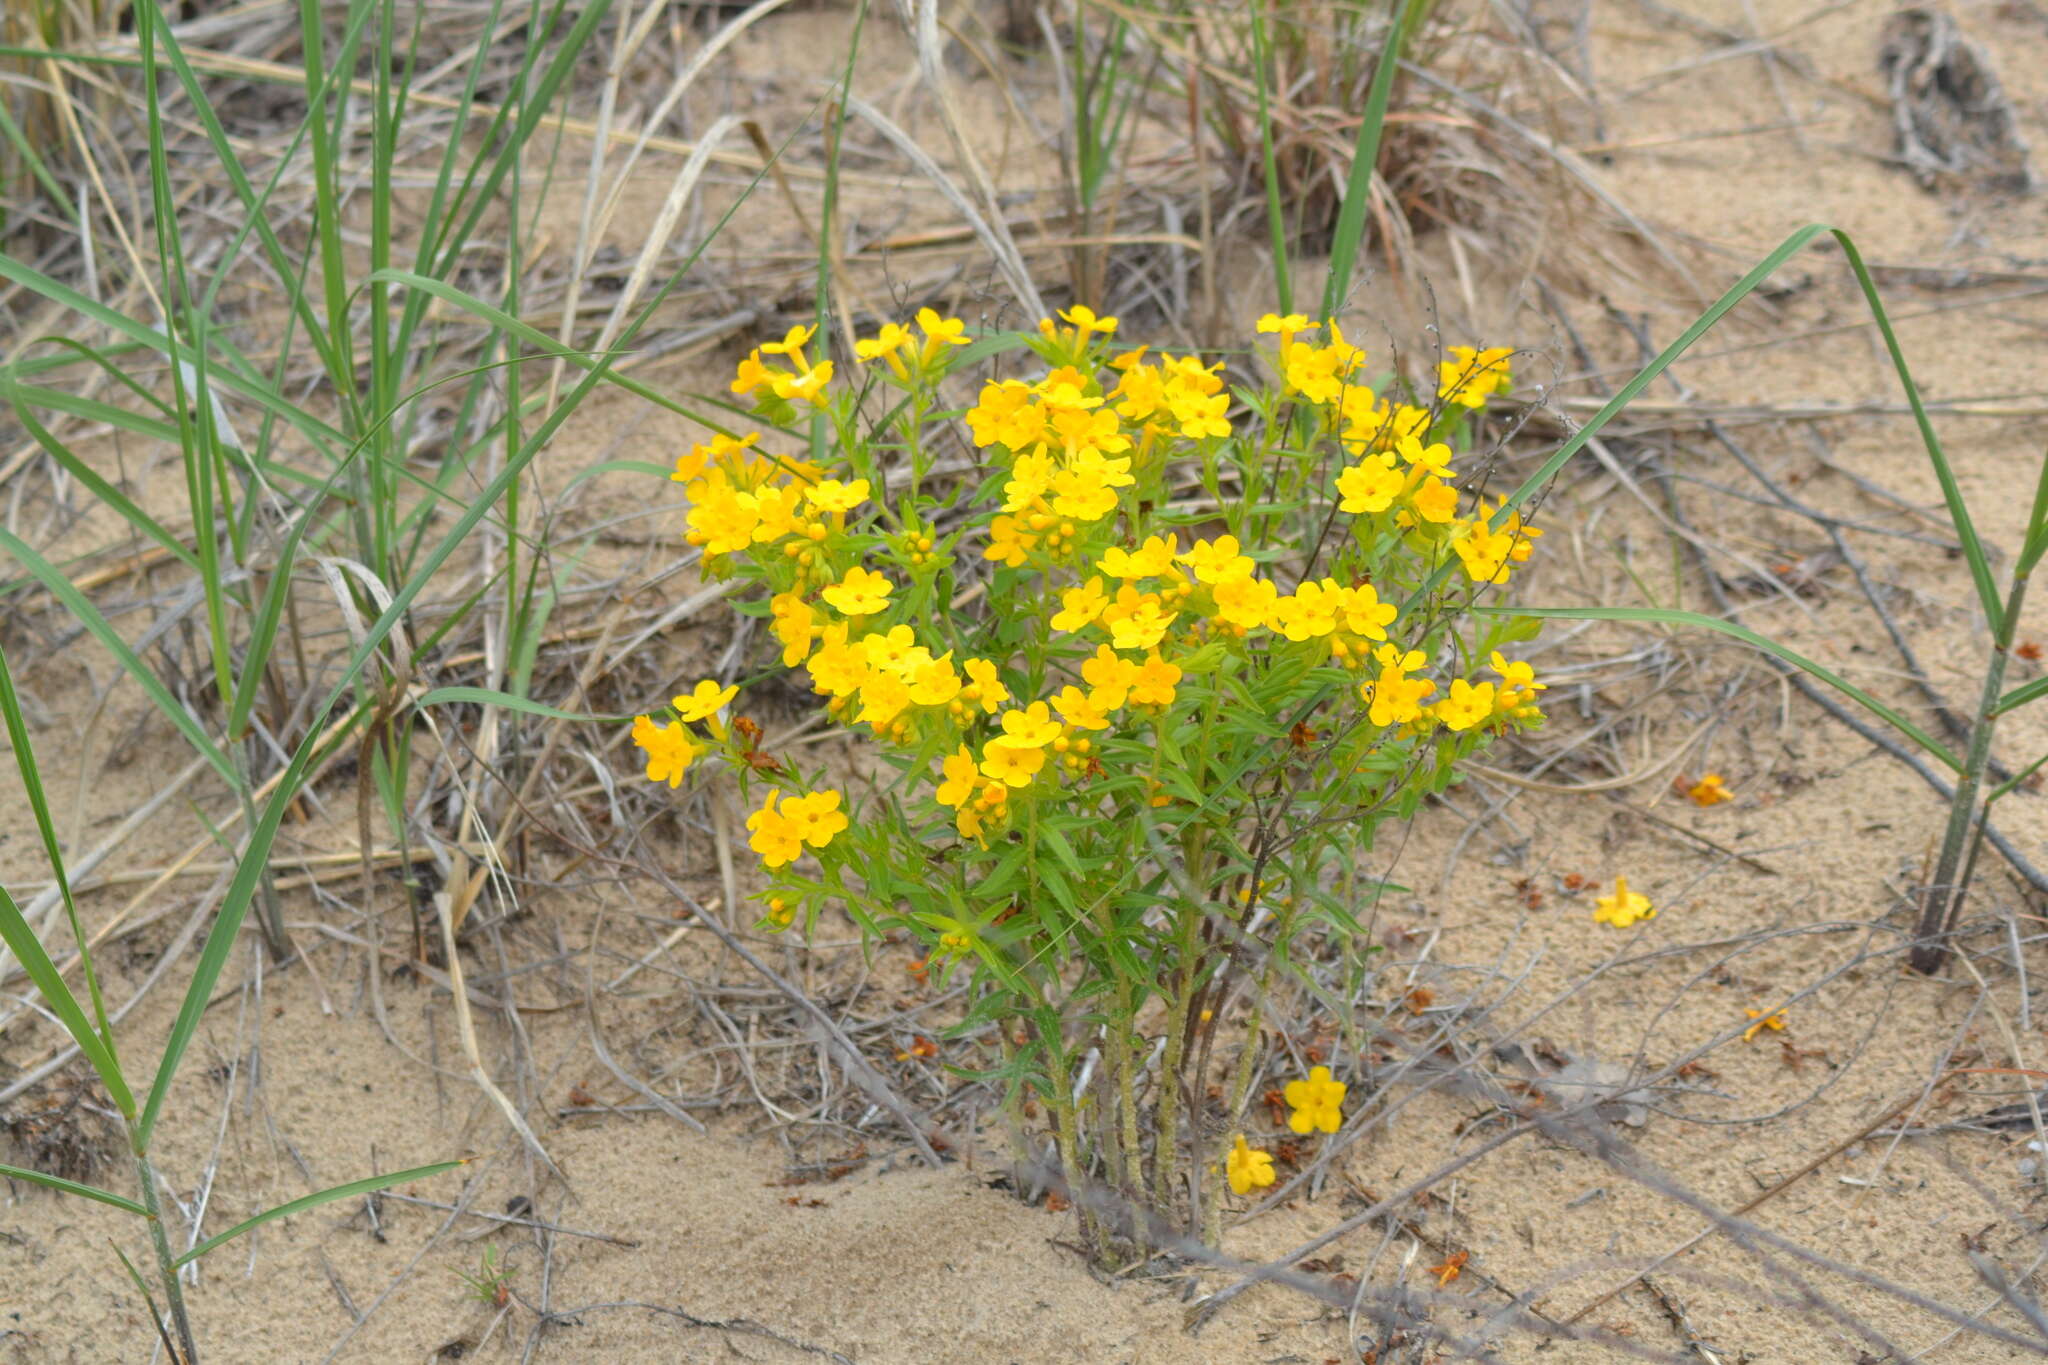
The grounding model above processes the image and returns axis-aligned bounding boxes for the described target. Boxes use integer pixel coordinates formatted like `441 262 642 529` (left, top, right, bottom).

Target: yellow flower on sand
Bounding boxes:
1743 1007 1788 1043
1226 1134 1276 1195
1593 876 1655 928
822 565 894 617
1687 773 1734 807
1284 1065 1346 1135
672 678 738 723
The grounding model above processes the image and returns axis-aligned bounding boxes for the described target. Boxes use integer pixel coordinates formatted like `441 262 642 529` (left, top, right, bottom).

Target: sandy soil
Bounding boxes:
11 0 2048 1361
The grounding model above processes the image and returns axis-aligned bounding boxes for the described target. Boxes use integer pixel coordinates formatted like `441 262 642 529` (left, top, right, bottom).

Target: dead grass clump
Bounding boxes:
2 1069 117 1185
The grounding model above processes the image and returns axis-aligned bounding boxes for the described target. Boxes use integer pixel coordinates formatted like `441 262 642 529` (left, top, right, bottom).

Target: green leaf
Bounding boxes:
172 1159 466 1268
0 1161 148 1217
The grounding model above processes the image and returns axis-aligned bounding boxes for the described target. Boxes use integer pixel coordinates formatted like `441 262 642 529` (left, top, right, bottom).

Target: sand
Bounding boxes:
9 0 2048 1360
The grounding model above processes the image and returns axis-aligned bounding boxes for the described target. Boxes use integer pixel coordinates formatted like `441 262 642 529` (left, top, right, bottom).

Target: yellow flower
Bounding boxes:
1082 646 1141 709
770 592 819 667
730 351 773 397
745 790 805 867
758 324 816 357
1433 678 1495 732
1049 463 1120 522
1181 535 1253 585
783 789 848 849
1336 455 1403 515
1362 645 1435 728
915 307 971 364
746 482 805 544
822 565 895 617
1226 1134 1276 1195
1129 652 1181 708
1688 773 1734 807
684 478 759 556
998 701 1062 749
983 513 1035 567
980 738 1047 787
908 652 963 708
1743 1007 1788 1042
1098 535 1180 581
1336 583 1397 641
633 715 699 788
854 321 911 366
936 746 980 807
856 671 912 728
1211 575 1278 632
803 478 870 514
1101 585 1176 651
1051 685 1111 732
1255 312 1312 350
1593 876 1654 928
1439 344 1514 409
1051 578 1110 631
673 678 738 724
1283 1065 1346 1135
1410 478 1459 525
962 658 1010 714
1055 304 1117 335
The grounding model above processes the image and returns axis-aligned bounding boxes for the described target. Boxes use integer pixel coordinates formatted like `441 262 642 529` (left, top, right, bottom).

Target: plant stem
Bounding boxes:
134 1149 199 1364
1910 564 2033 973
1042 1036 1106 1256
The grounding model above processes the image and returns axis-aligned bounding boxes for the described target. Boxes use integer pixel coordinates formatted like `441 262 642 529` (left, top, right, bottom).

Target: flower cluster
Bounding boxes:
629 677 740 788
631 304 1549 1245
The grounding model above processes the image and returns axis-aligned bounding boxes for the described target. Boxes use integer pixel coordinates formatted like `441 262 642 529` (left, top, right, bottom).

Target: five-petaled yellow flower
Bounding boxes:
822 565 894 617
1284 1065 1346 1134
672 679 737 723
1592 876 1654 928
1226 1134 1276 1195
1743 1007 1788 1042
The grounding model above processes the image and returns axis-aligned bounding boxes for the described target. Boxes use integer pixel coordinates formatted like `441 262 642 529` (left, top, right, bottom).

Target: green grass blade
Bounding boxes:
1829 232 2002 632
414 685 624 722
0 527 236 786
1 383 197 573
1248 1 1290 314
1484 604 1962 771
0 882 135 1117
1996 674 2048 716
171 1159 465 1268
0 642 122 1070
1319 0 1421 321
0 1162 148 1216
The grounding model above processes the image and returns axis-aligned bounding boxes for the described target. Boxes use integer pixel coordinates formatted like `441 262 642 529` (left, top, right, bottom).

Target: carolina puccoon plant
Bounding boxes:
630 305 1545 1249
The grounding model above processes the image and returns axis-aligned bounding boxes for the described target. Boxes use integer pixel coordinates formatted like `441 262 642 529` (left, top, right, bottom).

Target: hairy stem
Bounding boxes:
134 1149 199 1364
